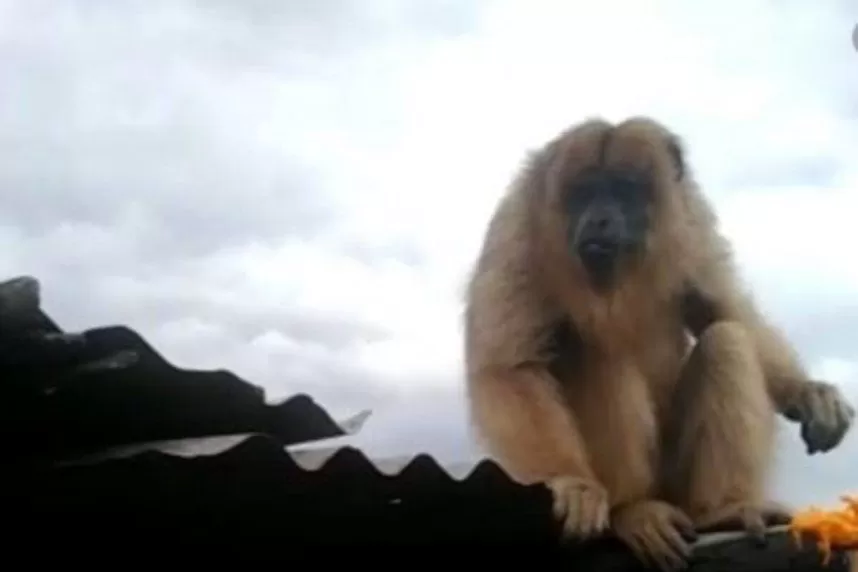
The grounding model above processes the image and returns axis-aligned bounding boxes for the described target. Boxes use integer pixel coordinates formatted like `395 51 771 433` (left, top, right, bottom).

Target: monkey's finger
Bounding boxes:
580 493 607 536
636 524 687 571
797 396 821 453
818 420 847 453
670 510 698 542
562 496 581 535
807 385 827 414
802 415 827 454
549 481 569 519
808 387 829 424
802 424 820 454
811 397 851 453
560 510 584 540
835 397 856 428
585 490 605 530
552 492 569 521
643 530 690 572
818 388 841 427
576 496 596 536
551 492 561 518
595 498 610 531
660 523 694 563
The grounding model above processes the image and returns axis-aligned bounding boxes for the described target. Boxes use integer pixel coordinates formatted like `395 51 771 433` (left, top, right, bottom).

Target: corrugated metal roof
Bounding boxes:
0 274 849 571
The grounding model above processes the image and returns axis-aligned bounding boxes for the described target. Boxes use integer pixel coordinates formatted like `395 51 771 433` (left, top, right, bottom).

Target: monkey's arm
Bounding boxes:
684 258 854 453
465 266 596 484
467 363 596 485
463 191 596 485
682 243 809 414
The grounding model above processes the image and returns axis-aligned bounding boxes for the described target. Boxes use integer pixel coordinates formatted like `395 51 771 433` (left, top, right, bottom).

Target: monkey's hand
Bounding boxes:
548 475 610 539
783 380 855 454
611 499 697 572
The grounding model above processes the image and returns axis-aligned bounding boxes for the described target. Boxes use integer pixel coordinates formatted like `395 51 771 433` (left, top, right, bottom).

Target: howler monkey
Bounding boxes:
463 116 854 570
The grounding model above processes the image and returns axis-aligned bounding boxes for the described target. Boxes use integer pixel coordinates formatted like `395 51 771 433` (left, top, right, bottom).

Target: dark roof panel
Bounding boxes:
0 274 848 571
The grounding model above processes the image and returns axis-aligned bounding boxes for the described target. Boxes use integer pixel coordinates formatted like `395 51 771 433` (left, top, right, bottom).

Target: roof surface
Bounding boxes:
0 274 562 549
0 274 849 571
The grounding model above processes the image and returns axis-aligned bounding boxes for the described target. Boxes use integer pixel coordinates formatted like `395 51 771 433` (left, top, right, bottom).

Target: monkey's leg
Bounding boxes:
468 366 610 537
596 362 697 572
660 320 789 535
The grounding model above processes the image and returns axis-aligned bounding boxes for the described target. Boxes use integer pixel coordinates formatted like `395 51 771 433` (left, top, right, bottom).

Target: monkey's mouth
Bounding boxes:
576 239 621 289
578 239 619 267
578 239 618 259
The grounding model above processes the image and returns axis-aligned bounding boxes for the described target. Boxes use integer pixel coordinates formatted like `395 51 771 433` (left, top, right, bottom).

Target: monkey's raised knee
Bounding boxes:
687 320 766 395
664 319 777 527
695 320 753 363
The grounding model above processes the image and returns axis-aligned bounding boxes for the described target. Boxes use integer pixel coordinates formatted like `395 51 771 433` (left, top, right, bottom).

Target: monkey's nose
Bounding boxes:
592 216 611 231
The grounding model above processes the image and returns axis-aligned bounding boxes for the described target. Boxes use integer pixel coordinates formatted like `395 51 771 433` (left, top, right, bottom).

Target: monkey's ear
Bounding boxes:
665 136 685 181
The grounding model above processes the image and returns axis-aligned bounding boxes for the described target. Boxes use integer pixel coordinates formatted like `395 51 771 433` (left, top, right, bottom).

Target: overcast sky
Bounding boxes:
1 0 857 507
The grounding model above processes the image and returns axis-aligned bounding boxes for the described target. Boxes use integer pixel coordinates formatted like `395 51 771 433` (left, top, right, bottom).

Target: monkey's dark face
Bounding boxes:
563 169 652 290
539 116 687 292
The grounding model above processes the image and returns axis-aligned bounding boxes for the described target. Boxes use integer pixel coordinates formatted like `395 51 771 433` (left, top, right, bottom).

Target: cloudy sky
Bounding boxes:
1 0 857 507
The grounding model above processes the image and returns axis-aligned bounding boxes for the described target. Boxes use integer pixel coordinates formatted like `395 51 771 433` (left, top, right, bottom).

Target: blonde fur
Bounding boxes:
463 116 833 570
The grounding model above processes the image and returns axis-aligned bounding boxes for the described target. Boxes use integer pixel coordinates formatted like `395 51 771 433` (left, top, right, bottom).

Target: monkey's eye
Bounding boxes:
610 177 650 200
562 183 597 210
561 170 651 209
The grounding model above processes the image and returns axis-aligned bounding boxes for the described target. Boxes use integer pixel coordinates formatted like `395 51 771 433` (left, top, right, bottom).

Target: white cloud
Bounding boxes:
814 357 858 387
720 186 858 301
1 0 857 503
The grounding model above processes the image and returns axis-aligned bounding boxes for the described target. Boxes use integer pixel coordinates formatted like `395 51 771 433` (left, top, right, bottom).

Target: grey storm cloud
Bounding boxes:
0 0 476 253
0 0 478 447
0 0 459 326
786 307 858 365
1 5 333 243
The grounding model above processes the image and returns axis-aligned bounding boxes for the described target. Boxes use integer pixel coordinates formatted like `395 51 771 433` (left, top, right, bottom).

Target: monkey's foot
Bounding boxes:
611 499 697 572
693 500 793 543
547 475 610 539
